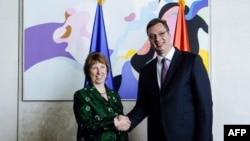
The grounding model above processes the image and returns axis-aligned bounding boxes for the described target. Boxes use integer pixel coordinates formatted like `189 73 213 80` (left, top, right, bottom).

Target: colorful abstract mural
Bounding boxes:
23 0 209 100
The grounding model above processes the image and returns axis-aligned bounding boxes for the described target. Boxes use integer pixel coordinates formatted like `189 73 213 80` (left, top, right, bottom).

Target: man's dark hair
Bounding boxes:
146 18 169 35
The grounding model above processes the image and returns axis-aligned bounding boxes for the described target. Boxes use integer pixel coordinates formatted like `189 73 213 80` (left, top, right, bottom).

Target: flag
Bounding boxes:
173 0 190 52
85 0 115 90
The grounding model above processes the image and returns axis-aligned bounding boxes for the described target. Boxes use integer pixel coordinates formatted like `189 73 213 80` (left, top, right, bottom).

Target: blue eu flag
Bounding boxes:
85 2 115 90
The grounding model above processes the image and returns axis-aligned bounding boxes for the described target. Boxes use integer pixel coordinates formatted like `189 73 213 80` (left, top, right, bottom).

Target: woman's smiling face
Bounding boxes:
89 61 107 85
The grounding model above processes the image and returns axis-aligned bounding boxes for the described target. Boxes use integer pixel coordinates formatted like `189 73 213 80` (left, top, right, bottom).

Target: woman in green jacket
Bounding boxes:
73 52 130 141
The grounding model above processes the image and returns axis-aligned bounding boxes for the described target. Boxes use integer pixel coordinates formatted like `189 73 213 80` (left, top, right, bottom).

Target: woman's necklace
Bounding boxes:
94 84 108 100
100 92 106 95
100 92 108 101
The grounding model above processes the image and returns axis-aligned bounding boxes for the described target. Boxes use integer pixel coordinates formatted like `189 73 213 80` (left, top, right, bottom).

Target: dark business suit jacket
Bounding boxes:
127 48 213 141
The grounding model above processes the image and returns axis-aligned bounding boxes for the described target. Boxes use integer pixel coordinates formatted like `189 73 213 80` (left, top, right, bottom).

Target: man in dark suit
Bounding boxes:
125 18 213 141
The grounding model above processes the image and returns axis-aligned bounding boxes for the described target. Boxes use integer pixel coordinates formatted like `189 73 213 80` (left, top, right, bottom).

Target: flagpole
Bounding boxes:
98 0 104 5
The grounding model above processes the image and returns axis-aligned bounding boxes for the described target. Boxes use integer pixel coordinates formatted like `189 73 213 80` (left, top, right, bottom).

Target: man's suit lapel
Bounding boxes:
150 58 161 93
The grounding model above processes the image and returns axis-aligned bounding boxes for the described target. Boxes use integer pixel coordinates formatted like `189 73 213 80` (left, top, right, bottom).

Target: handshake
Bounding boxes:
114 115 131 131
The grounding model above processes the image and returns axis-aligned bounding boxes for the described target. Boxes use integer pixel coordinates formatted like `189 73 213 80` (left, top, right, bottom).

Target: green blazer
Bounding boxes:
73 84 128 141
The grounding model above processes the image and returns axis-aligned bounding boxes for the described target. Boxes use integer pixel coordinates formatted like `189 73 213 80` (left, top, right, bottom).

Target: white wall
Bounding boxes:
1 0 250 140
211 0 250 140
0 0 18 140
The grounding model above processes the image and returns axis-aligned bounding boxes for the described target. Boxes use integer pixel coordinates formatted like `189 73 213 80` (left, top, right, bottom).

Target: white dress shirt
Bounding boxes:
156 46 175 88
